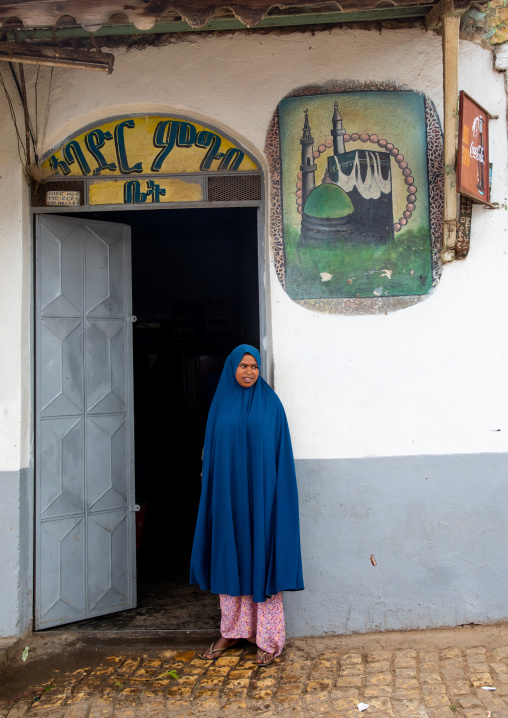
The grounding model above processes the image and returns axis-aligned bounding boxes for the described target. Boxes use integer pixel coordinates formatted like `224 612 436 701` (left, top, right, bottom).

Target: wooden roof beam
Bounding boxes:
0 41 114 72
427 0 463 261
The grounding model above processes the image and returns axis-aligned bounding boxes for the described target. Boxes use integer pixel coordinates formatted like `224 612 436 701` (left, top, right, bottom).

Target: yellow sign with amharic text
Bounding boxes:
41 116 258 179
89 178 203 205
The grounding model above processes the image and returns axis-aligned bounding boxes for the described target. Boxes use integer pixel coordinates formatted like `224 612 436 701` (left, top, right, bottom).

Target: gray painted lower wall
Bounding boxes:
0 468 33 638
285 453 508 637
1 455 507 638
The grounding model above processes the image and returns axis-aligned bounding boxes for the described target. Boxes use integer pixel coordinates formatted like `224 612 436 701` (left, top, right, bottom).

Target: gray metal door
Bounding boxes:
35 214 136 629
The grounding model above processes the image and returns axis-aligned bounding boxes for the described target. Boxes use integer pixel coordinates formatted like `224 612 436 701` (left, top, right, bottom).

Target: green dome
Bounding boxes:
304 183 354 218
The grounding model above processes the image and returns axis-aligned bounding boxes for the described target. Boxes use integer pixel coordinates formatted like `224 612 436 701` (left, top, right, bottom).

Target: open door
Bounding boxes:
35 214 136 629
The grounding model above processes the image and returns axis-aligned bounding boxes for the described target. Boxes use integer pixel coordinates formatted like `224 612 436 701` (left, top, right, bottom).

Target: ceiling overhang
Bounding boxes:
0 0 487 34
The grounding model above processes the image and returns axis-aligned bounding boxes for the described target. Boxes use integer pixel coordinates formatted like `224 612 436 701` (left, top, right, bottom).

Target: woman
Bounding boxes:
190 344 303 665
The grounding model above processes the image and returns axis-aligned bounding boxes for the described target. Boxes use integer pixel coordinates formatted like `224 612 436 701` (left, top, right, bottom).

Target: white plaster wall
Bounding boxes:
0 26 507 636
0 79 31 472
39 29 444 156
0 69 32 636
272 37 508 459
8 26 508 462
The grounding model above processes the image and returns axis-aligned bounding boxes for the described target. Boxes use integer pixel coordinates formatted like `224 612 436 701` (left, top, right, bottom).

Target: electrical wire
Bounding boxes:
19 63 31 167
34 64 41 156
8 62 38 164
0 66 28 170
40 66 54 164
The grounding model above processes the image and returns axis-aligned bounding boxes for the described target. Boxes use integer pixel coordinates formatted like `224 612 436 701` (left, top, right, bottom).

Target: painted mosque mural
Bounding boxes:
272 89 442 304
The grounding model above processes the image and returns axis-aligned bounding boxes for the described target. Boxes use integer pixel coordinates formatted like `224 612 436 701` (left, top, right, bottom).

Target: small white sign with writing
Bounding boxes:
46 190 80 206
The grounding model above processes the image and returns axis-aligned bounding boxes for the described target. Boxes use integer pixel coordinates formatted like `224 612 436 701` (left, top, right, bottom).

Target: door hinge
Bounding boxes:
132 504 140 512
130 315 137 323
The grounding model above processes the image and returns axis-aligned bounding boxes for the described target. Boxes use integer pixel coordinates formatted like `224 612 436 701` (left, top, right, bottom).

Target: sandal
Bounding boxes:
256 648 274 666
197 639 238 660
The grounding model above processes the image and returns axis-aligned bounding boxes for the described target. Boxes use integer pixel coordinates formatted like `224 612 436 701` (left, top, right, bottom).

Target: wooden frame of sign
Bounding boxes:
456 91 490 205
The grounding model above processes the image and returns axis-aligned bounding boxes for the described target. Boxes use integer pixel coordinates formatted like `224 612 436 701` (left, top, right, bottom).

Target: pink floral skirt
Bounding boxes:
219 592 285 657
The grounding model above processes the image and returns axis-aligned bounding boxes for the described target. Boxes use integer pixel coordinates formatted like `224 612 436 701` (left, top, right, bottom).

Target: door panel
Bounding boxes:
85 319 127 413
85 225 128 318
39 219 83 316
86 414 128 512
38 516 86 625
40 318 84 416
35 214 135 629
87 510 130 615
40 417 84 519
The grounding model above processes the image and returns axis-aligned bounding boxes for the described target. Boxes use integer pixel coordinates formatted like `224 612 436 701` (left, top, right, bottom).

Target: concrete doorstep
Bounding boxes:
0 623 508 717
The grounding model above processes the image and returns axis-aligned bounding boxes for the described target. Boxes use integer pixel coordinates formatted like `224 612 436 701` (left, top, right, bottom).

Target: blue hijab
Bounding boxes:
190 344 304 603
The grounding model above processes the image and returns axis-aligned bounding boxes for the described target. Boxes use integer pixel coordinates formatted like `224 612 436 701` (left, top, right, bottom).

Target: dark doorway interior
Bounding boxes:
133 205 260 629
57 205 260 631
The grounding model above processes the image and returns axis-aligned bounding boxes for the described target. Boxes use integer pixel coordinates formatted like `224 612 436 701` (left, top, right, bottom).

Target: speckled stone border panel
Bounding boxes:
265 81 444 315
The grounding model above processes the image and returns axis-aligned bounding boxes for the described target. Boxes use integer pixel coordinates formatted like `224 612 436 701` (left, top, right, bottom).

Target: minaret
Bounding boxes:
300 110 316 207
331 101 346 156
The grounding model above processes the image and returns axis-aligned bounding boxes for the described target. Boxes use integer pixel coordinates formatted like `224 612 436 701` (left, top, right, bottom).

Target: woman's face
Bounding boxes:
235 353 260 388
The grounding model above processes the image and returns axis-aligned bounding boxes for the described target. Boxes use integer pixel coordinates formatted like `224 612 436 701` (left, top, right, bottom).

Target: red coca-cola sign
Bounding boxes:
457 91 490 205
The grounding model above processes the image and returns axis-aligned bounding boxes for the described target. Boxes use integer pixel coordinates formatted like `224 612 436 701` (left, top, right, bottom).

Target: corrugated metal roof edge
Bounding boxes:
0 0 488 34
0 6 434 40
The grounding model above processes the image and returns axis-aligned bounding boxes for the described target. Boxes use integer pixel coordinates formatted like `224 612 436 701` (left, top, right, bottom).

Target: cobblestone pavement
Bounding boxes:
1 626 508 717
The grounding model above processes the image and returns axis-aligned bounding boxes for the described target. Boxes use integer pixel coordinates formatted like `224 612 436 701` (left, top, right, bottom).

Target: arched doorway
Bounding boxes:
33 115 264 631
